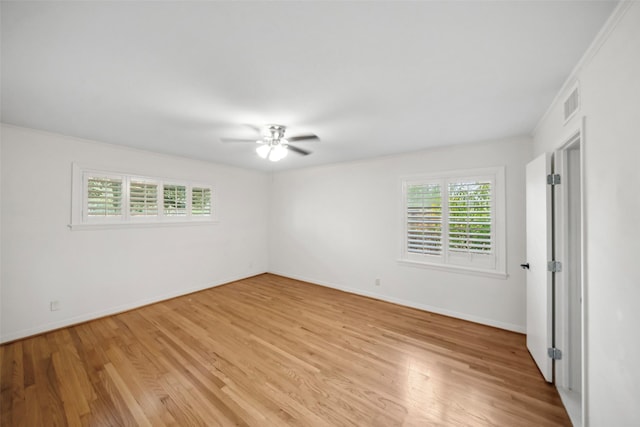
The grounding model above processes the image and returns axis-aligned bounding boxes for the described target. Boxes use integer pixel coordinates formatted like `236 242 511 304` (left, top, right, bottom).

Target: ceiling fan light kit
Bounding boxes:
221 124 318 162
256 142 288 162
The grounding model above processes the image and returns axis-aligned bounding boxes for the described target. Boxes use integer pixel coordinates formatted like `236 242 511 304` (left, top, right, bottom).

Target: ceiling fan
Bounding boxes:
221 124 319 162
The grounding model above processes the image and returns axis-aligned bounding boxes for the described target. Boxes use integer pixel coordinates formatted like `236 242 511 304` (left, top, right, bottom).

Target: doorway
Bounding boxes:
524 127 585 425
554 130 584 426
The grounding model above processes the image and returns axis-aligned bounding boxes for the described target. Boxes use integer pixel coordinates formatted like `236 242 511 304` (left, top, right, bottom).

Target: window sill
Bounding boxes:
68 220 219 231
397 259 508 279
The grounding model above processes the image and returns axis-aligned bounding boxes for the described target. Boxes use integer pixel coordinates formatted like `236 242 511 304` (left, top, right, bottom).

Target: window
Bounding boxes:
401 167 506 278
407 182 442 256
71 164 216 229
85 175 123 219
447 180 492 256
130 180 158 217
163 184 187 216
191 187 212 216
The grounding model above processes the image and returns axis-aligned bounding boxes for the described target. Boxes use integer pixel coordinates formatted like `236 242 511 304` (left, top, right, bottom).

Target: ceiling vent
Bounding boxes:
563 84 580 123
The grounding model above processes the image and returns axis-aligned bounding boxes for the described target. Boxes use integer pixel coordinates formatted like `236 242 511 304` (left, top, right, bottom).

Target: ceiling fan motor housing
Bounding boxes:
264 124 287 142
221 124 314 158
263 125 287 141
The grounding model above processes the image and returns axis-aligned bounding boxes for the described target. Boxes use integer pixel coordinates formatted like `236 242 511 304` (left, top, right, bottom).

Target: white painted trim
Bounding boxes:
397 259 507 279
399 166 507 276
578 117 589 427
532 1 634 137
554 127 582 390
552 118 587 426
68 220 219 231
400 166 506 182
270 271 525 333
558 387 583 427
71 162 219 228
0 271 267 344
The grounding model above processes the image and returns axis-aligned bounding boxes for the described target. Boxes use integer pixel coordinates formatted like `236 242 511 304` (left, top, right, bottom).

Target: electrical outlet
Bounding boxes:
375 278 381 286
50 301 60 311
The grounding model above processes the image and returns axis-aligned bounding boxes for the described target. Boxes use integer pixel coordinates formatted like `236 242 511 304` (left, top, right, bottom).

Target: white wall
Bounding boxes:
533 2 640 425
0 125 269 343
269 136 531 332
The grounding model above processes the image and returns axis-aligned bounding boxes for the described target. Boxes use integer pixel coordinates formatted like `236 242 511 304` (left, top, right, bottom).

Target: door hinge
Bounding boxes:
548 347 563 360
547 261 562 273
547 174 561 185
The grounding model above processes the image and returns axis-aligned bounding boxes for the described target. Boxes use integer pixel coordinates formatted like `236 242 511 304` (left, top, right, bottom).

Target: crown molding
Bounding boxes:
532 1 635 137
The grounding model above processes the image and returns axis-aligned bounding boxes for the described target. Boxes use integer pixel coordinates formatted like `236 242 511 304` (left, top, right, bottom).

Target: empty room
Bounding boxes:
1 1 638 426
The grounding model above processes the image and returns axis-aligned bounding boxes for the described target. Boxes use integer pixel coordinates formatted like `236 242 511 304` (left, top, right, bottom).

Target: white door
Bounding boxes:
525 153 553 382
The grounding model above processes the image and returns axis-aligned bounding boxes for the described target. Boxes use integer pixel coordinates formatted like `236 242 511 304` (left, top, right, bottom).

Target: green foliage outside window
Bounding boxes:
192 187 212 216
130 182 158 216
448 182 492 254
164 185 187 216
87 177 122 217
407 180 492 256
407 183 442 255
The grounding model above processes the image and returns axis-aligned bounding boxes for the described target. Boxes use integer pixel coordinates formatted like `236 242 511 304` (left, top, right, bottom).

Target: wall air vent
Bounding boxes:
563 84 580 124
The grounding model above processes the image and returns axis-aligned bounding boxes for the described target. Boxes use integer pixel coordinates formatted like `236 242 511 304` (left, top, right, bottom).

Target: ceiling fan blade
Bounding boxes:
243 124 263 134
221 138 258 143
287 134 319 142
287 144 312 156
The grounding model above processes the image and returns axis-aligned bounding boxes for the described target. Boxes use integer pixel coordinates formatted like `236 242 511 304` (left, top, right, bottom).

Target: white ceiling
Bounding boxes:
1 1 616 171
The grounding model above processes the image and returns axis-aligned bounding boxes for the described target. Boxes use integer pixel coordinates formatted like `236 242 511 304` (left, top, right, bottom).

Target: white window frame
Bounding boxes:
191 186 213 218
129 176 160 220
70 163 218 230
162 182 189 218
82 172 125 223
399 166 507 279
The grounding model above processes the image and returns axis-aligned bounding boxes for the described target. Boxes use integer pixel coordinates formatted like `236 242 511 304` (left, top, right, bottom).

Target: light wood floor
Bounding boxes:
1 274 570 426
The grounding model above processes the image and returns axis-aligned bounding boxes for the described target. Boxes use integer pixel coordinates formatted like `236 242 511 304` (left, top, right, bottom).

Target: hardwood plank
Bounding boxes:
32 335 67 426
103 363 154 427
0 273 571 426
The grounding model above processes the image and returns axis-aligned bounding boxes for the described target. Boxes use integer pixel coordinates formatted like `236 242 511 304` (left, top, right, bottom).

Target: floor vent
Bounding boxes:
564 85 580 123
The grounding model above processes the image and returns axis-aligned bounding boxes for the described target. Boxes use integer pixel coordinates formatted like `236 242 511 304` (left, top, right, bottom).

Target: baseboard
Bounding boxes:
1 270 525 343
0 271 267 344
557 386 582 427
269 271 526 334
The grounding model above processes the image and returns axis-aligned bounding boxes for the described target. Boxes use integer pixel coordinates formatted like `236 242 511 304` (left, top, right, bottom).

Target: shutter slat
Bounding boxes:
87 176 123 217
406 183 442 254
130 181 159 217
192 187 212 216
447 180 492 254
164 185 187 216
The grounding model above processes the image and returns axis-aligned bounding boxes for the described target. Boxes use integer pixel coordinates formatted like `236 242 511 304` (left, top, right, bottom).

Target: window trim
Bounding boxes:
191 186 213 217
82 172 124 223
162 182 189 218
129 175 160 220
70 163 218 230
399 166 507 279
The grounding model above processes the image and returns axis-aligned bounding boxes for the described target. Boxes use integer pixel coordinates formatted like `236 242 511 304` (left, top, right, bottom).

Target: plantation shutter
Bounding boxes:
86 176 123 217
401 168 503 274
447 180 493 254
191 187 212 216
406 183 442 255
163 184 187 216
130 181 158 216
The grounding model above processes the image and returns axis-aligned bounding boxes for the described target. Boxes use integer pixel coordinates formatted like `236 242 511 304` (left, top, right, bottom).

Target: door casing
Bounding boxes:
553 119 586 426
